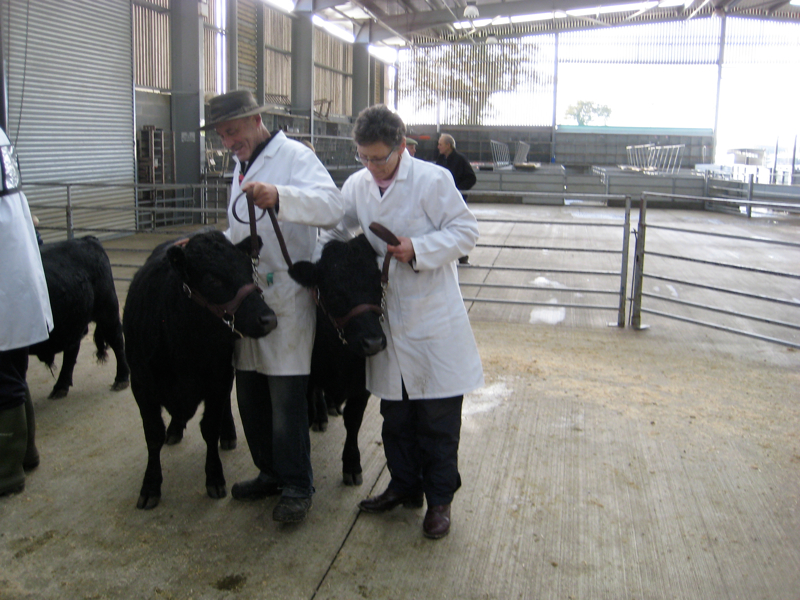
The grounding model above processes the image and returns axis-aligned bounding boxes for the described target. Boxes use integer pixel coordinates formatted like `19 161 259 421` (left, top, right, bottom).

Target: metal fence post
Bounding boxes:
630 194 648 330
614 195 632 327
65 184 74 240
747 174 754 218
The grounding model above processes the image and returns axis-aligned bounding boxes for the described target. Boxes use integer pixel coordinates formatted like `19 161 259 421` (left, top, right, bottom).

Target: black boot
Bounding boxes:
0 403 28 496
23 385 39 471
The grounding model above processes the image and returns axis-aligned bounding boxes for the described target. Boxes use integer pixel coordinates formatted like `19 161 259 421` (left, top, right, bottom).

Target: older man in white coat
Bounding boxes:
0 127 53 496
202 90 343 523
318 104 484 539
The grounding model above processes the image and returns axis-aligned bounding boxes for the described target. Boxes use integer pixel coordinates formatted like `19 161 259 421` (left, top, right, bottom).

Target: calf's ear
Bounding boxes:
236 235 263 255
167 245 189 280
288 261 317 288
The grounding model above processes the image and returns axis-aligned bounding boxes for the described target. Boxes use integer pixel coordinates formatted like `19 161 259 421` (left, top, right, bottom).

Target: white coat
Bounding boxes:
320 150 485 400
0 129 53 351
225 130 343 375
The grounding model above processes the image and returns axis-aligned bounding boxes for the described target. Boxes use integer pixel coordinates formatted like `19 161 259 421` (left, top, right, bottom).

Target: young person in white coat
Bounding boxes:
202 90 343 523
0 126 53 496
318 104 484 539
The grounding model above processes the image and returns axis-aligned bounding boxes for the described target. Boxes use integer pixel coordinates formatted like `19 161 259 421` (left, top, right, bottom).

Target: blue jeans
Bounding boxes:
235 371 313 498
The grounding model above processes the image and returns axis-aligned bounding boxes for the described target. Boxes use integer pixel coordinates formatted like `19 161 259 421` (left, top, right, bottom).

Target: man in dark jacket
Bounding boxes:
436 134 476 264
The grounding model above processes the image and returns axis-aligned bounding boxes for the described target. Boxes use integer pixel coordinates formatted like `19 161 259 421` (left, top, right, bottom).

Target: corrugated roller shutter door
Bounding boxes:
4 0 135 242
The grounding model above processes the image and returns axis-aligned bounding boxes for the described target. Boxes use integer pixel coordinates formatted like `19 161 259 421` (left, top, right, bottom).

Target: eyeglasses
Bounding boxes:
355 146 397 166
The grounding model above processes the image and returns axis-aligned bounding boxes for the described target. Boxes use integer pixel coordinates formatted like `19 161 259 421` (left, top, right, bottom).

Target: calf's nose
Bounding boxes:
260 312 278 334
360 335 386 356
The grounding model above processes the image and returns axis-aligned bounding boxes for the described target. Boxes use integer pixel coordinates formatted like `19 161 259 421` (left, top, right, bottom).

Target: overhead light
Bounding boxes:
368 44 398 64
311 15 355 43
790 0 799 5
464 2 479 19
485 35 499 44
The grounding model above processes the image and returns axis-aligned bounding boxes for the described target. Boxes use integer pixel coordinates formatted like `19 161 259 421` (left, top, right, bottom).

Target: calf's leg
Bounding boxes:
135 393 166 510
165 417 186 445
342 388 370 486
219 396 237 450
308 385 329 432
49 341 81 399
199 397 227 499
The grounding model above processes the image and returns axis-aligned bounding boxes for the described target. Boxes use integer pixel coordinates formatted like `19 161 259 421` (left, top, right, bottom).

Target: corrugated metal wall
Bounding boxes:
237 0 259 93
204 0 223 95
314 30 352 117
263 6 292 105
133 0 170 91
724 18 800 64
558 19 721 64
3 0 135 242
398 17 800 128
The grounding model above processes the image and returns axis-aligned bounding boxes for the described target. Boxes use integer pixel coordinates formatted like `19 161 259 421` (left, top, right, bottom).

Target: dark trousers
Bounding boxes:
381 388 463 507
0 348 29 411
235 371 313 498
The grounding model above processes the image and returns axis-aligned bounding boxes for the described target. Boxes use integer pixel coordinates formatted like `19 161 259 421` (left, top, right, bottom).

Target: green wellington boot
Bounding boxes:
22 386 39 471
0 403 28 496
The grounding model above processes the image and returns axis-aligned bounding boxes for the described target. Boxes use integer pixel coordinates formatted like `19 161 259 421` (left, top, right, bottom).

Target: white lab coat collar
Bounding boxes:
367 149 413 202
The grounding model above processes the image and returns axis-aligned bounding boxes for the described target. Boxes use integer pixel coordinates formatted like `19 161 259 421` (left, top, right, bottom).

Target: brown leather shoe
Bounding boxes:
358 488 424 513
423 504 451 539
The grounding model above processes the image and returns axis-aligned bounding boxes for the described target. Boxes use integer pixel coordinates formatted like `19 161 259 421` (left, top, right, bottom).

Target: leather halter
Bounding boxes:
314 222 399 344
182 281 261 337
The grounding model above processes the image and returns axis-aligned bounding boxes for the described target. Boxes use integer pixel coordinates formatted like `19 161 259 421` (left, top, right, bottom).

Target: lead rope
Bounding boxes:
233 189 295 285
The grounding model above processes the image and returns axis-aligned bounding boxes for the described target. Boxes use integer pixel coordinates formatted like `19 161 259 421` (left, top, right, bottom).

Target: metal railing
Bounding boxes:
626 144 684 174
22 182 229 241
461 192 633 327
630 192 800 349
490 140 512 170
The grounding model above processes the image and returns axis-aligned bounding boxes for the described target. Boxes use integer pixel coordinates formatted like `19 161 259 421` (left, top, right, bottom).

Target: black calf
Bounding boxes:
123 230 276 509
289 234 386 485
29 236 129 399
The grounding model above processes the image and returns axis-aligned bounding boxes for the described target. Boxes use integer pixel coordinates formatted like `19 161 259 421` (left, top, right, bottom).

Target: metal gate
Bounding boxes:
630 192 800 349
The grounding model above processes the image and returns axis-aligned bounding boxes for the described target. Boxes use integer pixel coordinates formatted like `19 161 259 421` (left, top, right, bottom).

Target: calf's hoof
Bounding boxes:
311 421 328 432
219 438 237 451
48 388 69 400
136 493 160 510
207 484 227 499
165 432 183 446
111 380 130 392
343 471 363 486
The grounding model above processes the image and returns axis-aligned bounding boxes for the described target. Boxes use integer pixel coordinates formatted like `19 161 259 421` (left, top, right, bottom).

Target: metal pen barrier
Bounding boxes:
460 192 632 327
22 181 230 241
630 192 800 349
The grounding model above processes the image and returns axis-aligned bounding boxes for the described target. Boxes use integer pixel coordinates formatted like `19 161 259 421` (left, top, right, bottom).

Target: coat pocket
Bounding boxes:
396 290 452 342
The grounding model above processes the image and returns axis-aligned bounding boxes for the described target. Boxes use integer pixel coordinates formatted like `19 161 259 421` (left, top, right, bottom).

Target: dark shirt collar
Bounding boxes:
241 130 280 175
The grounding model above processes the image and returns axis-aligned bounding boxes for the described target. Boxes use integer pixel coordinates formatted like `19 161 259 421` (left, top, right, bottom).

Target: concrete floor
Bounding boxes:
2 204 799 600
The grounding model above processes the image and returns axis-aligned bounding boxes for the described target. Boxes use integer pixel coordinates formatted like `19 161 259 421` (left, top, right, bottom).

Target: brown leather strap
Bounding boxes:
231 190 293 268
381 253 391 285
183 282 261 325
331 302 383 331
267 206 293 269
370 222 401 284
245 193 260 260
369 222 401 246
